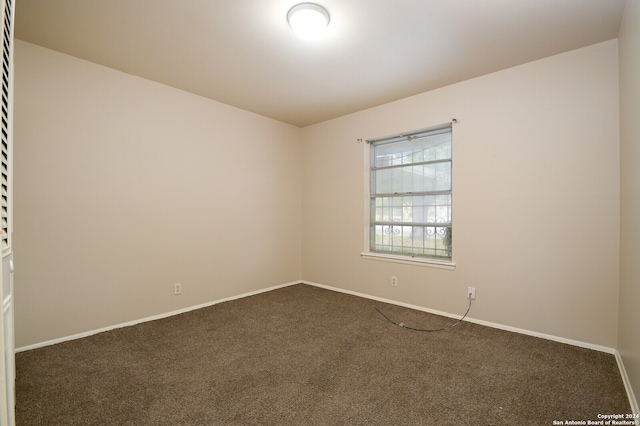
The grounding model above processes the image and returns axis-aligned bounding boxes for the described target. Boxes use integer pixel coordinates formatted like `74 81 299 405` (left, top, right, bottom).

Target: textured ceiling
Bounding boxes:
15 0 626 127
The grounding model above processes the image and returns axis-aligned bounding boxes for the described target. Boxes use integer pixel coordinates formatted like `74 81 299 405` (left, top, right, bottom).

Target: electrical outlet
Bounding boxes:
467 287 476 300
391 276 398 287
174 283 182 295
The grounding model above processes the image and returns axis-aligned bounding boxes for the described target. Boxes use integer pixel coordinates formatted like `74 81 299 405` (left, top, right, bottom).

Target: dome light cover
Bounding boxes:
287 3 330 40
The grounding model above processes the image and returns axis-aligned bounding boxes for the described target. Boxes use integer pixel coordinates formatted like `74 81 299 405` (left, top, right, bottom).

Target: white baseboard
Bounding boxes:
20 280 614 354
616 350 640 415
302 280 616 354
16 281 301 353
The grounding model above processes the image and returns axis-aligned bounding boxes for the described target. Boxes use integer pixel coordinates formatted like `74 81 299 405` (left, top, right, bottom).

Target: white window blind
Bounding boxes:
369 125 452 260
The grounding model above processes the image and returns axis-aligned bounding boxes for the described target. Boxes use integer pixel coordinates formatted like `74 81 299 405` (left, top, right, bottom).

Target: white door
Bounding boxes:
0 257 8 426
0 253 13 426
0 0 14 423
0 255 7 426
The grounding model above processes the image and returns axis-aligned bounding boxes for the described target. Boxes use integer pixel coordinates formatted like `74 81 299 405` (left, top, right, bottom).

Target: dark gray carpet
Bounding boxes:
16 284 631 425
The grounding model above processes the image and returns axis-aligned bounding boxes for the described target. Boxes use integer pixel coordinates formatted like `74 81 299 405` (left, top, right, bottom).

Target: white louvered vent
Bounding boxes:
0 0 11 251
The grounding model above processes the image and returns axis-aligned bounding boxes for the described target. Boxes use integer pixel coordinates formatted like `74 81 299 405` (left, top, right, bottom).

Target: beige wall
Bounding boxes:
618 0 640 410
14 38 623 352
13 40 302 347
302 40 620 348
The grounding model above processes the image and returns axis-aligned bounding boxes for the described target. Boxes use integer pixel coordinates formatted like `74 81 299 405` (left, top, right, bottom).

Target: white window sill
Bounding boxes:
361 252 456 271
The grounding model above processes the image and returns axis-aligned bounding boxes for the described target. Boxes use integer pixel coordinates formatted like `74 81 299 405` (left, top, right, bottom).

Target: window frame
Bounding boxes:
361 124 456 270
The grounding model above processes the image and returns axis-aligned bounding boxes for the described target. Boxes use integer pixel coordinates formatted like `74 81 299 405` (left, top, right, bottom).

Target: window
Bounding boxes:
367 125 452 264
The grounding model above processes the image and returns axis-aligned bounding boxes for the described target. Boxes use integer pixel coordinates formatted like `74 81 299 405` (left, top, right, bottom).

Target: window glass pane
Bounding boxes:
373 131 451 167
374 167 400 194
370 225 452 259
374 162 450 194
371 194 451 225
410 194 452 224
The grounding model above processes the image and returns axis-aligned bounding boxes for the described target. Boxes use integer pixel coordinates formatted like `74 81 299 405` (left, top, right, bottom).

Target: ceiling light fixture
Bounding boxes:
287 3 330 40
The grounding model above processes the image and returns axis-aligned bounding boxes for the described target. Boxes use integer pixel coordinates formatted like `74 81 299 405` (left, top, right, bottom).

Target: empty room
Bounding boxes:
2 0 639 424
